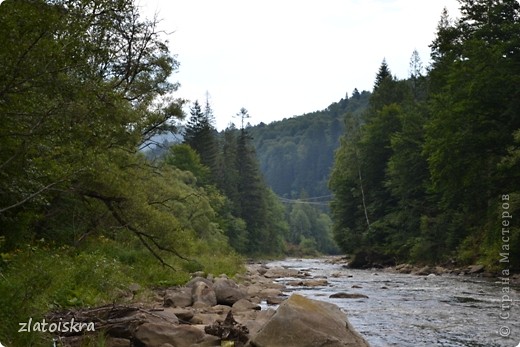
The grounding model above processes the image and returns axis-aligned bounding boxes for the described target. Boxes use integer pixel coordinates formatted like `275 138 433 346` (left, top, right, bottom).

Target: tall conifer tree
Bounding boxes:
183 100 218 178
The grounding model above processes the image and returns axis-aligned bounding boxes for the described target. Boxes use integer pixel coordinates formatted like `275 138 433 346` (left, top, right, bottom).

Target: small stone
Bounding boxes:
266 297 285 305
467 264 485 274
329 292 369 299
170 307 194 322
232 298 261 312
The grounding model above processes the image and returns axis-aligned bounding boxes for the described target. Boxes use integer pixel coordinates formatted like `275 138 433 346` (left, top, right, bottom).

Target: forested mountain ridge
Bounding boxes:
249 90 370 198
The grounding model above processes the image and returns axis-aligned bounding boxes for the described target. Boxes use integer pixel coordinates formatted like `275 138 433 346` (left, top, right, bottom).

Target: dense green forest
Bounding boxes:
249 90 370 198
330 1 520 269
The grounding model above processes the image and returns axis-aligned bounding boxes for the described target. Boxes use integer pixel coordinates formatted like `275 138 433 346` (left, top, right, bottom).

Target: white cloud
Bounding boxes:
141 0 460 129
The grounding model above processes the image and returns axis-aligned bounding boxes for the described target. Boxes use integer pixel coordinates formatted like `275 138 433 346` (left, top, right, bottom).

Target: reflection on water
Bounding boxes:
267 258 520 347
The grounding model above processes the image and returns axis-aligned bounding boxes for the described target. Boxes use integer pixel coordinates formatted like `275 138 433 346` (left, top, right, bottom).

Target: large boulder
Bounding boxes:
164 287 193 308
250 294 370 347
213 278 247 305
134 323 206 347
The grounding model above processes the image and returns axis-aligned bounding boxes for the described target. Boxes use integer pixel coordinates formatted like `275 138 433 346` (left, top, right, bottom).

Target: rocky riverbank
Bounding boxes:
330 254 520 283
50 261 370 347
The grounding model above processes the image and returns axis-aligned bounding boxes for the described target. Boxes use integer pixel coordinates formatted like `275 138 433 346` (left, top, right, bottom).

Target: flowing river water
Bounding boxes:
265 258 520 347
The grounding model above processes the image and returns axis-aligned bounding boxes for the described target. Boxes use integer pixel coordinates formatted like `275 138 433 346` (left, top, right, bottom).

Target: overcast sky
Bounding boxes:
140 0 461 130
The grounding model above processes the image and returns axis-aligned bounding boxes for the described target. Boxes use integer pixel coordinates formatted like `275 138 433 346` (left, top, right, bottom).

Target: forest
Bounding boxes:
329 2 520 269
0 0 519 345
249 89 370 199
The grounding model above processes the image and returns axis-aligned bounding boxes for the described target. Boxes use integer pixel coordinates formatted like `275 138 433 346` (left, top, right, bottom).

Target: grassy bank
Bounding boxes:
0 237 244 346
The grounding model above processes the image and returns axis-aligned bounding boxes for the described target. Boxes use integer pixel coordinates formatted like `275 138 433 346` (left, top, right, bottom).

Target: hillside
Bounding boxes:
249 90 370 199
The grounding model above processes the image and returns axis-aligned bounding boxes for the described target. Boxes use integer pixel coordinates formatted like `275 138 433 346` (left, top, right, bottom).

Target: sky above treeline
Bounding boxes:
141 0 461 130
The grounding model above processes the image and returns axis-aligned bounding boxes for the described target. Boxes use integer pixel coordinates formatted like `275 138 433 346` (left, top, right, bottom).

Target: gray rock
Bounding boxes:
232 298 261 312
263 267 302 278
413 266 432 276
257 267 268 275
192 281 217 307
150 307 180 324
467 264 485 274
106 337 131 347
170 307 194 322
266 296 286 305
329 292 369 299
213 278 247 305
186 276 213 288
134 323 206 347
164 287 193 308
250 294 370 347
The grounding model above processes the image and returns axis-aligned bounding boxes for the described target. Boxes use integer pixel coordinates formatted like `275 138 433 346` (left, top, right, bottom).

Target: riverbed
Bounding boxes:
266 258 520 347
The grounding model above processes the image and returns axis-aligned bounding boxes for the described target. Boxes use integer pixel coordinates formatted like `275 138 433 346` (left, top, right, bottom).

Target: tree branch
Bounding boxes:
85 191 194 270
0 180 63 214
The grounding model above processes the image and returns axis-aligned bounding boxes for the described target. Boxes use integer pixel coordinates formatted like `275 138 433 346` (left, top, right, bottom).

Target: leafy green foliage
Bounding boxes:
286 201 337 255
0 1 245 344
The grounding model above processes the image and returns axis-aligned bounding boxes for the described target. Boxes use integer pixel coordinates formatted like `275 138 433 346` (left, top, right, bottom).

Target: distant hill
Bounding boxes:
249 90 370 198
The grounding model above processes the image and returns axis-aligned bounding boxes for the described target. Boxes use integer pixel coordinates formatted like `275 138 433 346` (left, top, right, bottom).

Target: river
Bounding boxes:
266 258 520 347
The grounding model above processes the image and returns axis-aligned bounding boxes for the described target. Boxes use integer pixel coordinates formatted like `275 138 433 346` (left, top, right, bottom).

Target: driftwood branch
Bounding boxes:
205 311 249 345
46 305 177 338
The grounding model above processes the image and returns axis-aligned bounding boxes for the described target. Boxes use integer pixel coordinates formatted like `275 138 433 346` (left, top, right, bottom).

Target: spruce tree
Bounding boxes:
373 58 391 90
183 100 218 178
235 122 269 253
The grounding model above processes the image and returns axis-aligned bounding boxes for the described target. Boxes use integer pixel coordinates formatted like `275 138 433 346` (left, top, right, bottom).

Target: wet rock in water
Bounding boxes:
286 278 328 287
258 288 283 299
134 323 206 347
213 278 247 305
302 279 329 287
263 266 302 278
250 294 370 347
330 292 369 299
266 296 286 305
